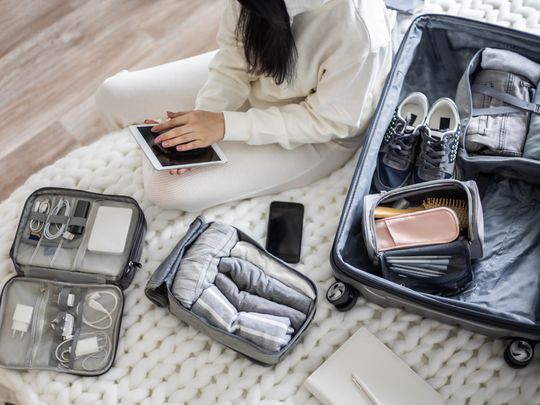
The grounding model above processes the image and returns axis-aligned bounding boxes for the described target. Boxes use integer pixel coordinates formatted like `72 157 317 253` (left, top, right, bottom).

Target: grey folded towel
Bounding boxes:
172 222 238 308
191 285 293 352
215 273 306 331
218 257 312 313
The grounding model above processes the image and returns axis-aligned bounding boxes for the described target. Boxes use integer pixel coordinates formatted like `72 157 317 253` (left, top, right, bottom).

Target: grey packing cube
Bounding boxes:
145 216 317 366
0 187 146 376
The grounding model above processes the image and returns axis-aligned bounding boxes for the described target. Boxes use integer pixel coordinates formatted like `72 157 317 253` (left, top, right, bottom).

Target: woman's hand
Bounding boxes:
144 119 193 175
152 110 225 152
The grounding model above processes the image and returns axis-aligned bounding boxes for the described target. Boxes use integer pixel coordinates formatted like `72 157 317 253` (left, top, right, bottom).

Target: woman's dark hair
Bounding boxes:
236 0 297 85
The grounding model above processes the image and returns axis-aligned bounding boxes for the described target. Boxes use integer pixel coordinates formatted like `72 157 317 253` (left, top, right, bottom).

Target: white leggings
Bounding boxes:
95 51 358 212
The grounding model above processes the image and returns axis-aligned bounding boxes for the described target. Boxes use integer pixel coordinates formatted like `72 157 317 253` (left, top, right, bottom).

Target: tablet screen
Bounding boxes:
137 125 223 167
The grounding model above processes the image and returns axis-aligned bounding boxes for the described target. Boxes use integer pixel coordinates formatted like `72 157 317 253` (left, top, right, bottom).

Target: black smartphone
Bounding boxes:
266 201 304 263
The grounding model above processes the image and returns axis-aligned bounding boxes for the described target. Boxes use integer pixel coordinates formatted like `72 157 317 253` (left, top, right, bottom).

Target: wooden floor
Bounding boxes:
0 0 225 201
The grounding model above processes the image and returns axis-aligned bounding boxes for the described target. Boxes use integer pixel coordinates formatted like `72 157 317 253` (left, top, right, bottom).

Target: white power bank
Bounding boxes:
304 327 444 405
87 206 133 254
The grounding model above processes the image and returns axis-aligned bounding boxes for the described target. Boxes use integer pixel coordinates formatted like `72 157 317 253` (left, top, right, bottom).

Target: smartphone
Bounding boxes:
266 201 304 263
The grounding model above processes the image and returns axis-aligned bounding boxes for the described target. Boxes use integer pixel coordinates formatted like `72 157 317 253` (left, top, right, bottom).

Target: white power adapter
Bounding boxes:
75 336 100 357
12 304 34 338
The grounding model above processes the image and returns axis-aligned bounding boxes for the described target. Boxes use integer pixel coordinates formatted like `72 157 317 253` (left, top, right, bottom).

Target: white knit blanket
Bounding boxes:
1 2 540 404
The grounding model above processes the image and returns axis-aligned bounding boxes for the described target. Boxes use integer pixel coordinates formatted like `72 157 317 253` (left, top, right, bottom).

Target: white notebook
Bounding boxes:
304 328 443 405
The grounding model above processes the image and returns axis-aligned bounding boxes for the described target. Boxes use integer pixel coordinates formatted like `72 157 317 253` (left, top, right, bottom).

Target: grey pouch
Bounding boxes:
0 187 146 376
145 216 317 366
456 48 540 183
362 179 484 265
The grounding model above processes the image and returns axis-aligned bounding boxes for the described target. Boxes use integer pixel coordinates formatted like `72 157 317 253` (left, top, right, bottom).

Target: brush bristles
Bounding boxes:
422 198 468 229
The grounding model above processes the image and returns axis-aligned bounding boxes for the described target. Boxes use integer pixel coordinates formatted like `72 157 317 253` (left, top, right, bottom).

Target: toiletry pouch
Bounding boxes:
362 180 482 295
145 216 318 366
0 187 146 376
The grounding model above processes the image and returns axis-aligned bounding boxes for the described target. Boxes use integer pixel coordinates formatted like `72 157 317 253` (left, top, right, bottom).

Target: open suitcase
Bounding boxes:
329 14 540 368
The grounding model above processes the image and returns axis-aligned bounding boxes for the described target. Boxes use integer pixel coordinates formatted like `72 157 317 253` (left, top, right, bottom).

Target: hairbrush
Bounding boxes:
374 197 468 230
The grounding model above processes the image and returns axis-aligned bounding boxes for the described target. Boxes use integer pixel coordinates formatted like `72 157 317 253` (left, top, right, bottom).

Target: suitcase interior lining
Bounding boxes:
339 17 540 326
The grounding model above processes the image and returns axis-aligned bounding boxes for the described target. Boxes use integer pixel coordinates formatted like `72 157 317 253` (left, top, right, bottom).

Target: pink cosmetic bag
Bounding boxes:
374 207 460 251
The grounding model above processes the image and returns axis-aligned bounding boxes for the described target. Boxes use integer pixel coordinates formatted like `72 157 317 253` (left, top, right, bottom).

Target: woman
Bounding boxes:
96 0 394 212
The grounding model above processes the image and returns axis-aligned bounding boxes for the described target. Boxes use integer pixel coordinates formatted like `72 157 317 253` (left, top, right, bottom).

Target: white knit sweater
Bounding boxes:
195 0 394 149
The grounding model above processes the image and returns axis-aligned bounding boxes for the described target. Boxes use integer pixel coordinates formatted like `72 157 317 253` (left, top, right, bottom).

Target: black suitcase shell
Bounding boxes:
330 14 540 368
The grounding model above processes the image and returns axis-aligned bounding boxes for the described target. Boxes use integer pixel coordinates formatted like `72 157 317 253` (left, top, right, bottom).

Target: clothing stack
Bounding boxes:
172 222 315 352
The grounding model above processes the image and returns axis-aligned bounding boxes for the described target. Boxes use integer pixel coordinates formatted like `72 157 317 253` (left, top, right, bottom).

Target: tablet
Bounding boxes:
129 124 228 171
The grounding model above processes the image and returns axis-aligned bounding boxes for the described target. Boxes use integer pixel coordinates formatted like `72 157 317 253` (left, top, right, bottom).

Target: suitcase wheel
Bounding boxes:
326 281 358 312
504 339 535 369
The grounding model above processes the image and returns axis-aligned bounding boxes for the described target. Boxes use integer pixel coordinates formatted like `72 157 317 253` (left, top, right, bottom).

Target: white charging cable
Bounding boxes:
78 291 119 330
43 198 71 240
29 199 51 234
55 331 111 371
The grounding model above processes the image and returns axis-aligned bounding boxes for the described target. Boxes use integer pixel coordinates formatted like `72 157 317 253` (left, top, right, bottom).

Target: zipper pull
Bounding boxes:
128 261 142 270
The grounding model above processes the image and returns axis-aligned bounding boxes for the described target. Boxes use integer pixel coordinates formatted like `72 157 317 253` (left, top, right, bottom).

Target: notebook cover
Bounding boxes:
304 328 443 405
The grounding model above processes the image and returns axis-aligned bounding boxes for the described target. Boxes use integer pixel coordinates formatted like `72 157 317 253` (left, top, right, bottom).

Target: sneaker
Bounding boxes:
374 92 429 191
413 98 461 183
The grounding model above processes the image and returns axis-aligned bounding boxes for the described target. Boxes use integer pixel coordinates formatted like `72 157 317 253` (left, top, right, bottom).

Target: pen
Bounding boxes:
352 373 380 405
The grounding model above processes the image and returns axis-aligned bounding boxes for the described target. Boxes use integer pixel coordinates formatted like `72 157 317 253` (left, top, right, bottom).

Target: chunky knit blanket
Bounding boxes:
1 1 540 404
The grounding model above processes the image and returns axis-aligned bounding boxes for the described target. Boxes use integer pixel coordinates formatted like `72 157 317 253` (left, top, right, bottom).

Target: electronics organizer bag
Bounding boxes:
145 216 318 366
330 14 540 368
0 187 146 376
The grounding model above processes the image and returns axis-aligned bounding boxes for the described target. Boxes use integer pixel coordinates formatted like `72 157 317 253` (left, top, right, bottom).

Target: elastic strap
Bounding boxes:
472 84 540 114
472 106 524 116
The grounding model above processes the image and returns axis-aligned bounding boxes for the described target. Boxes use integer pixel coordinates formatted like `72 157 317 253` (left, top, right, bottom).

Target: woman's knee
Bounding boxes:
95 70 131 129
143 175 210 212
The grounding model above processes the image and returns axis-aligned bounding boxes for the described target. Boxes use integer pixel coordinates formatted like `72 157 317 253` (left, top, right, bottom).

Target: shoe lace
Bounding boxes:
418 127 449 171
385 115 417 161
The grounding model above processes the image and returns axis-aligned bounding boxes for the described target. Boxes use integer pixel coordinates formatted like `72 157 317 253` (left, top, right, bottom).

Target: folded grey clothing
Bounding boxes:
466 69 533 156
480 48 540 85
172 222 238 308
218 257 312 313
215 273 307 331
191 286 293 352
523 81 540 160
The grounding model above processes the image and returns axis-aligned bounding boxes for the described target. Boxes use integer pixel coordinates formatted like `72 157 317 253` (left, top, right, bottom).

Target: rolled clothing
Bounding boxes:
172 222 238 308
236 312 293 353
219 257 312 313
191 285 237 333
230 241 316 299
191 285 293 352
215 273 306 331
523 81 540 160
